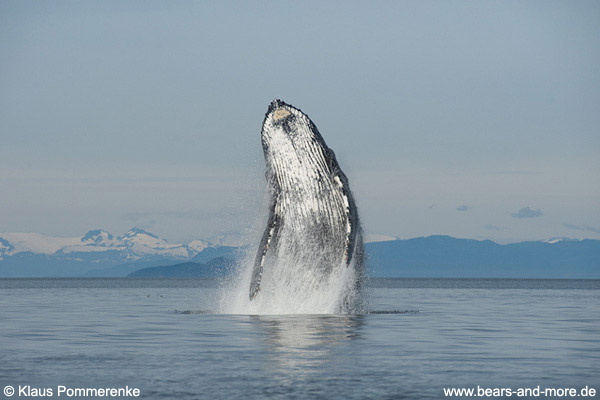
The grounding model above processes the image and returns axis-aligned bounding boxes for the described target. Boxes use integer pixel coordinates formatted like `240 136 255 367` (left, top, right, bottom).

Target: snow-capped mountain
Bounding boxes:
0 237 15 261
364 234 399 243
52 228 192 260
81 229 120 245
0 232 80 254
0 228 209 261
0 228 225 277
118 227 195 258
188 239 209 253
56 227 197 259
542 237 579 244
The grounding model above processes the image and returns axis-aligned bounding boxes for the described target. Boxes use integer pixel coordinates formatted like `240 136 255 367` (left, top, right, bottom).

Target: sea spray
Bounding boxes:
216 219 366 315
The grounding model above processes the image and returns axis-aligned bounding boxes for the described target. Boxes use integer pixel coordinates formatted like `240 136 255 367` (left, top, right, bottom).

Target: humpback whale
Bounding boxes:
249 100 364 312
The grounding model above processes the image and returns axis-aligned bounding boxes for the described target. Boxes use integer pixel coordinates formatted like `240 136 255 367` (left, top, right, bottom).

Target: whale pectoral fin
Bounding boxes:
249 200 280 301
344 208 358 267
332 170 358 267
344 228 354 266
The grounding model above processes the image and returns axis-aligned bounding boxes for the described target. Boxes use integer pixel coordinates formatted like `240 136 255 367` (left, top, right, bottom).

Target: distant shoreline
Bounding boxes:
1 277 598 292
1 235 598 279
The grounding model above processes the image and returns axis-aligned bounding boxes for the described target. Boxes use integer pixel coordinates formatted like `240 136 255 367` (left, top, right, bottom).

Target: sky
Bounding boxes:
1 1 599 244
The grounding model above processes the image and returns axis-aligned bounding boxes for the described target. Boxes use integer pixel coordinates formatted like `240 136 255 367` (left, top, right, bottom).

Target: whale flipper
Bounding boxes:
250 190 281 300
340 183 358 266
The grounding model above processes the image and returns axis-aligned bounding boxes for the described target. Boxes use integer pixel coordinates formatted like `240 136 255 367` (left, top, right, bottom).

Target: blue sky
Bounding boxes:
1 1 599 243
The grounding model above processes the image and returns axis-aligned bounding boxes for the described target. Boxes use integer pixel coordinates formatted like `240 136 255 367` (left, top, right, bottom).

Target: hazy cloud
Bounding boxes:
456 205 471 212
563 223 600 234
512 207 543 219
483 224 501 231
123 210 213 221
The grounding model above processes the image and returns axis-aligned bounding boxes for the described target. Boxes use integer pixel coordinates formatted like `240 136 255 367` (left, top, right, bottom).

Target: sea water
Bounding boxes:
0 278 598 399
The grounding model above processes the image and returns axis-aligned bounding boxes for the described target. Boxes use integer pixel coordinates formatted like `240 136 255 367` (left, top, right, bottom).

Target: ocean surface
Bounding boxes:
0 278 598 399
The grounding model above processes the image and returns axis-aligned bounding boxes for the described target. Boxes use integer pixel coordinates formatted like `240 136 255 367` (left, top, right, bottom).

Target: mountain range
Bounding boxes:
0 228 598 278
0 228 218 277
368 235 599 279
127 257 236 278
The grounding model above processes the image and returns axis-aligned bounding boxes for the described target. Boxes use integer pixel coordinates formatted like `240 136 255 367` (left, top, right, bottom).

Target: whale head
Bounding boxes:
261 99 322 148
261 99 336 189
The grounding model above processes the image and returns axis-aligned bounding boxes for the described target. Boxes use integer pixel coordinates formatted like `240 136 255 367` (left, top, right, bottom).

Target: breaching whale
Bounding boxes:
249 100 364 312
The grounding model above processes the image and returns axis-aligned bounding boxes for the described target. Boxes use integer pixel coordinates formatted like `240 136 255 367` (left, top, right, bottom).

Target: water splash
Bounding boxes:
217 226 366 315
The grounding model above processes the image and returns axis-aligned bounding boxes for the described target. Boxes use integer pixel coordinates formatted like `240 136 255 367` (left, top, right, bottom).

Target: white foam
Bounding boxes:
217 222 364 315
